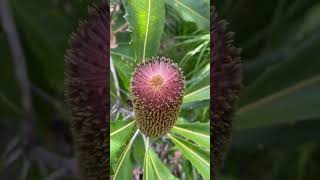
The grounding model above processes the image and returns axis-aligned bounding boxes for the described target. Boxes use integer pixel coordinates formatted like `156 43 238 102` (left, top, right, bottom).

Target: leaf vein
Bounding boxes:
143 0 151 60
168 133 209 167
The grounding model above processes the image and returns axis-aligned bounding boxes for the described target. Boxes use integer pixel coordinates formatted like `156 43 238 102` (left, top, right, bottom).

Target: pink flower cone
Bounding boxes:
131 57 185 137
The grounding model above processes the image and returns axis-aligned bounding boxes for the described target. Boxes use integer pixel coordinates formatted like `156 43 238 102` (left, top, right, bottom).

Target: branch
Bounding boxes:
110 56 121 114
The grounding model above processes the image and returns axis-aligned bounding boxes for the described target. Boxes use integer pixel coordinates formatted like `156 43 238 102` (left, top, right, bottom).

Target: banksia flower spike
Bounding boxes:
64 3 109 180
131 57 185 138
211 6 242 177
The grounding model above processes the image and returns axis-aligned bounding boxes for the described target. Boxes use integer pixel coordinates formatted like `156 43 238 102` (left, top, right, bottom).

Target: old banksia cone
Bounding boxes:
64 2 108 180
131 57 185 137
211 6 242 176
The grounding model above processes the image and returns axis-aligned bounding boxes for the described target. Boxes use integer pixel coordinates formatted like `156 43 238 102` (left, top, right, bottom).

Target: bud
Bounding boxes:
131 57 185 137
64 3 109 179
211 6 242 176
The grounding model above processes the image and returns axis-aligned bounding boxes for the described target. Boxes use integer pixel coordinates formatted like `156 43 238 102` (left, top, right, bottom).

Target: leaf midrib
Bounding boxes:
168 133 209 167
149 150 162 180
110 120 135 137
173 0 208 23
142 0 151 60
172 126 209 138
113 130 139 179
237 74 320 115
183 86 209 100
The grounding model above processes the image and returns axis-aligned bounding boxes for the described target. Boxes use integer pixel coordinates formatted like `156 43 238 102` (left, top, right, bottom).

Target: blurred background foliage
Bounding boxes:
0 0 99 179
215 0 320 180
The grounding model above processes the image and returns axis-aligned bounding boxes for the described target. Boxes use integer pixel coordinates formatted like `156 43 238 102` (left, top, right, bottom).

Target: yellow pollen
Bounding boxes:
149 75 164 90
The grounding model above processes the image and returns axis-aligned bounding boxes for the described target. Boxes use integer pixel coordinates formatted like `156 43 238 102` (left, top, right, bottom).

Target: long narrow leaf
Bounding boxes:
168 133 210 180
123 0 165 62
143 144 156 180
110 120 136 171
145 148 178 180
236 33 320 130
183 85 209 104
171 122 210 149
166 0 209 30
112 130 139 179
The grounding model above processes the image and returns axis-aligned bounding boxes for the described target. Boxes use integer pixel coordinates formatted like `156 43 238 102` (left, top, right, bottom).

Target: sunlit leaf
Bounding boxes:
171 122 210 149
182 63 209 108
122 0 165 62
112 129 139 180
183 85 209 104
110 120 136 169
168 133 210 180
143 145 156 180
148 151 178 180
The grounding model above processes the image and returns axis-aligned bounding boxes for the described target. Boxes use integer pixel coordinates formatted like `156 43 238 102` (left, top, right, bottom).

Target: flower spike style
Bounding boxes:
131 57 185 137
64 2 109 180
211 6 242 177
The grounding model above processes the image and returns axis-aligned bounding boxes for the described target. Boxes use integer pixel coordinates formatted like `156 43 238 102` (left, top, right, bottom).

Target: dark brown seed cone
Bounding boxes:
131 57 185 138
64 2 109 180
211 6 242 177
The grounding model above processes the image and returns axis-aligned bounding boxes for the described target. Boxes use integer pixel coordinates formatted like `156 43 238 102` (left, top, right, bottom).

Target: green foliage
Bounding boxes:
0 0 95 179
183 85 210 104
122 0 165 62
166 0 210 31
172 122 210 149
110 120 136 172
111 0 210 179
168 133 210 180
216 0 320 179
143 147 178 180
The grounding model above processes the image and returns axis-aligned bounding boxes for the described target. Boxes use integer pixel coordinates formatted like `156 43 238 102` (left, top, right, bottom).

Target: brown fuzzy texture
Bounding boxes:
64 2 109 180
211 6 242 177
131 57 185 137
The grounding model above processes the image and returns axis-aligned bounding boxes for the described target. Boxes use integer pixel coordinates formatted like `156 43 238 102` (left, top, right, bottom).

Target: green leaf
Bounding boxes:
112 54 133 91
150 149 178 180
111 43 135 62
171 122 210 149
185 63 210 94
235 32 320 130
168 133 210 180
180 158 194 180
183 85 209 104
111 43 135 91
166 0 209 31
181 100 209 110
143 145 156 180
144 147 178 180
122 0 165 62
112 129 139 180
182 63 209 108
232 118 320 151
132 134 146 166
110 120 136 169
